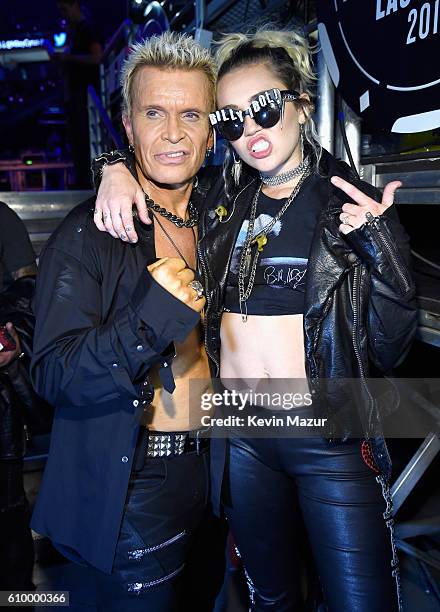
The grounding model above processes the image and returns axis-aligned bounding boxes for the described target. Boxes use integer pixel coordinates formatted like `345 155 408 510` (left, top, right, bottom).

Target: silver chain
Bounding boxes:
144 194 198 228
238 161 311 322
259 155 310 187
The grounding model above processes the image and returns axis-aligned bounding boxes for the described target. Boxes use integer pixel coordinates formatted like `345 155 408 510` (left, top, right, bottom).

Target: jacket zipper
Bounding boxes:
196 180 255 376
23 423 29 457
366 217 411 294
197 240 220 373
352 265 374 405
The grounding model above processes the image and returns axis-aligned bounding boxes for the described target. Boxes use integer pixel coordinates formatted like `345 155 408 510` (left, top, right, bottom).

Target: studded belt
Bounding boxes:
146 429 210 458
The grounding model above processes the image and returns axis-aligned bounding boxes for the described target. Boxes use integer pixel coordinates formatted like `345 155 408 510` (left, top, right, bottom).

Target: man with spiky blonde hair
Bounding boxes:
93 31 217 240
31 32 225 611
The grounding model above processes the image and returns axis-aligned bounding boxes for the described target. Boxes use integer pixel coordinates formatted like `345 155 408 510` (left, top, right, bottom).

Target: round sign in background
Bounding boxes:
317 0 440 132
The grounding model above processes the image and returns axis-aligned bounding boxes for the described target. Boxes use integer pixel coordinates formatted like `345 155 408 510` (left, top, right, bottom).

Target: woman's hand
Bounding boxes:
94 163 151 243
331 176 402 235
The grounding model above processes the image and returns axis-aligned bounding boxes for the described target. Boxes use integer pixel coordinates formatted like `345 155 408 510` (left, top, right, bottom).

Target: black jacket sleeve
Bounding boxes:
345 203 418 371
0 277 53 443
31 245 199 407
0 202 36 275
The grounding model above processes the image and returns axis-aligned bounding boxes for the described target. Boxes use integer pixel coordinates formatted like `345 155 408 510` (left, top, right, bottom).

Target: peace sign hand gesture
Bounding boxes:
331 175 402 235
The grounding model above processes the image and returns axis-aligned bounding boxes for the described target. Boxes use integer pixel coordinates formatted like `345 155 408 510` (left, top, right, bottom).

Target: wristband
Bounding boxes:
91 151 128 191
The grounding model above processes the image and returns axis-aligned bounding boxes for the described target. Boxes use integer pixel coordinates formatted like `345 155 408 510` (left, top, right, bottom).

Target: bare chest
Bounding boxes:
154 221 197 271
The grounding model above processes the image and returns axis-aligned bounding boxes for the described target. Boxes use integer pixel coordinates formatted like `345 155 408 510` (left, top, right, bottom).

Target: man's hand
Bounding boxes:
94 163 151 243
331 176 402 235
0 323 21 369
147 258 205 313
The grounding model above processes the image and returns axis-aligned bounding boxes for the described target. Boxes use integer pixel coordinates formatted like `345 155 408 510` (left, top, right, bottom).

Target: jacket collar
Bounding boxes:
200 177 258 289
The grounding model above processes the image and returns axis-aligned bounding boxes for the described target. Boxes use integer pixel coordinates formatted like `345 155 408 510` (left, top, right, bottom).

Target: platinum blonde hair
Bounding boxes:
121 31 217 116
215 27 322 197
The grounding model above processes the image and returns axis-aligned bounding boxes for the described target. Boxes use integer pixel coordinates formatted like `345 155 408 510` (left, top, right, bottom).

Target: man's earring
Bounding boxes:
231 149 242 186
129 143 134 153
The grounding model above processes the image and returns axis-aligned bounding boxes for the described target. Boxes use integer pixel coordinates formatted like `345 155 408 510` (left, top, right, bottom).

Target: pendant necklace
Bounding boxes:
238 158 311 322
151 210 196 272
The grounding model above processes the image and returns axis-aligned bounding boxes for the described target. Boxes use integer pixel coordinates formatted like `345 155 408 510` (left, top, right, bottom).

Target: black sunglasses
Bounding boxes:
209 88 299 142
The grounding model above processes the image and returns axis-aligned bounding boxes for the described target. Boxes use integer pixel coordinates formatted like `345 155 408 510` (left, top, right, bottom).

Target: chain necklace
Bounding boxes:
259 155 310 187
238 164 311 322
144 193 198 228
151 211 196 272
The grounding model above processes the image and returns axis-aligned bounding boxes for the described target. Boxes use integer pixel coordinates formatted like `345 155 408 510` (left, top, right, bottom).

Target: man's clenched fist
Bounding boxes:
147 258 205 313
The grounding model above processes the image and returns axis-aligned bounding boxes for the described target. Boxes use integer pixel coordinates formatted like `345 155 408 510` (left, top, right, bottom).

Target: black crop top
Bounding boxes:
224 173 325 316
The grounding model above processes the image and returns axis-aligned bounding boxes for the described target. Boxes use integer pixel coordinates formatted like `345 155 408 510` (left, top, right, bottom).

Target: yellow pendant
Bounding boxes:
215 205 228 221
254 233 267 252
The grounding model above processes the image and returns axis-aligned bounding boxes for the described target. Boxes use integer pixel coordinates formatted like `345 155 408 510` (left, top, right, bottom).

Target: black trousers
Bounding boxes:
221 408 401 612
0 459 35 591
94 445 226 611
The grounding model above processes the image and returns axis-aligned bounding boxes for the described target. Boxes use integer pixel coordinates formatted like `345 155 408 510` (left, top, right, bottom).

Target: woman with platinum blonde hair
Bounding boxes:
93 27 416 612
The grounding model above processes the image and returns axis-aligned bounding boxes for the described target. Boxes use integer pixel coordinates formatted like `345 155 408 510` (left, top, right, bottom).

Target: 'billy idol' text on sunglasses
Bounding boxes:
209 88 299 142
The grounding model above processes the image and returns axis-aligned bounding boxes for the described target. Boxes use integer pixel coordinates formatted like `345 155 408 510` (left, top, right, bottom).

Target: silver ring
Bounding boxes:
188 280 204 300
343 213 351 226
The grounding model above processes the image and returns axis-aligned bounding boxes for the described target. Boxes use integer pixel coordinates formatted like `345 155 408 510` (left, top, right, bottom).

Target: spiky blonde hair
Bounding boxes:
121 31 217 115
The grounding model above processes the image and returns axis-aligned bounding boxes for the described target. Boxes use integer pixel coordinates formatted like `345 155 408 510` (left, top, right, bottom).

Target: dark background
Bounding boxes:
0 0 126 160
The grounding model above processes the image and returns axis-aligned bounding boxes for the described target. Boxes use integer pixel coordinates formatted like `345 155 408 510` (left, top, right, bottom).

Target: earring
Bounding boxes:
129 143 134 153
300 124 305 162
193 176 199 189
280 101 285 129
231 149 242 186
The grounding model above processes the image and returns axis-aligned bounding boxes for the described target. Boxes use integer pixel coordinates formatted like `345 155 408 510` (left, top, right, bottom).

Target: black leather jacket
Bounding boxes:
91 148 418 478
197 150 418 478
0 277 52 460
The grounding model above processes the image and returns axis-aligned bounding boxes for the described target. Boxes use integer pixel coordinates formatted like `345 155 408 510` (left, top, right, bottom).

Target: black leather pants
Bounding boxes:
221 408 401 612
93 446 226 612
